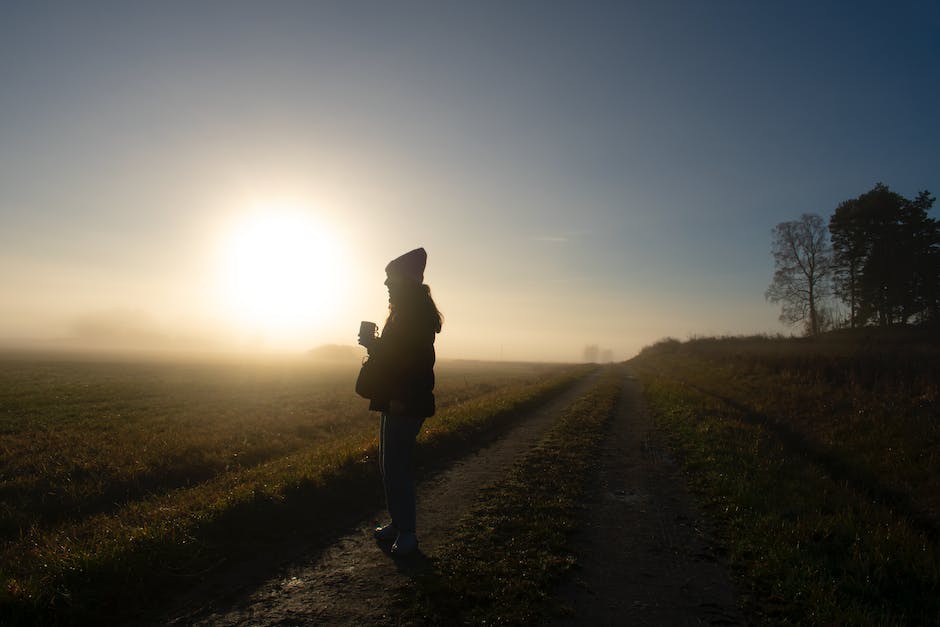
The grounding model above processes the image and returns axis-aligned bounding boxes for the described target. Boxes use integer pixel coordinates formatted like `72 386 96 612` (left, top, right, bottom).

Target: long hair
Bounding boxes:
386 283 443 333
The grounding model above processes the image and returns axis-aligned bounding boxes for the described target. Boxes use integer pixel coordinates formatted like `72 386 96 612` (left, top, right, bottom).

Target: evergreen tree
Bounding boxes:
829 184 937 326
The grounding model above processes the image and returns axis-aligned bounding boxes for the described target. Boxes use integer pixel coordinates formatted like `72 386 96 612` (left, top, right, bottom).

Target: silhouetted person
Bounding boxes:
358 247 442 556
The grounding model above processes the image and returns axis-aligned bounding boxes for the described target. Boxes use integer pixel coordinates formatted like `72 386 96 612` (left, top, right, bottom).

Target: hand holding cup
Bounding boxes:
358 321 378 348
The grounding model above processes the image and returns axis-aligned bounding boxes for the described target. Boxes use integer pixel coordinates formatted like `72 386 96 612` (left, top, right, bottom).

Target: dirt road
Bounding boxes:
161 369 744 625
554 372 745 625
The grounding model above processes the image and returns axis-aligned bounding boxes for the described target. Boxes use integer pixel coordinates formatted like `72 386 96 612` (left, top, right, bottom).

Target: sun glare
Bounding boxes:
215 207 347 344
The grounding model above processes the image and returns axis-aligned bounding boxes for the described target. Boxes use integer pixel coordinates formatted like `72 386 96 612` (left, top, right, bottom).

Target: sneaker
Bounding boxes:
391 531 418 556
373 523 398 542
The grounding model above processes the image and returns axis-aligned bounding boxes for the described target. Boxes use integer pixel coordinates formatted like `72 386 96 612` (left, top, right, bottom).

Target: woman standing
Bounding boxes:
358 247 442 556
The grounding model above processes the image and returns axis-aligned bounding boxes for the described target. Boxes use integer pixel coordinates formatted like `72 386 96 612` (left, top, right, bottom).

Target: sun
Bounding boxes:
215 207 346 342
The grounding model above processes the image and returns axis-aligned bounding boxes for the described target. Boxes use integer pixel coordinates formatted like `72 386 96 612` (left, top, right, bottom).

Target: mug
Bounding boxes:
359 321 377 344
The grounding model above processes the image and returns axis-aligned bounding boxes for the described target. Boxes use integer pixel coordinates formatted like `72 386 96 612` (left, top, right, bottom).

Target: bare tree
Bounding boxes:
765 213 833 336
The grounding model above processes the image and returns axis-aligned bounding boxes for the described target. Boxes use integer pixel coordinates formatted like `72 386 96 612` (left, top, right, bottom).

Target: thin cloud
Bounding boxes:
530 229 592 243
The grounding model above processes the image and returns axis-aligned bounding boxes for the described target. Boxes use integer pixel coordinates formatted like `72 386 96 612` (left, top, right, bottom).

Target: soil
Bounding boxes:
156 369 745 626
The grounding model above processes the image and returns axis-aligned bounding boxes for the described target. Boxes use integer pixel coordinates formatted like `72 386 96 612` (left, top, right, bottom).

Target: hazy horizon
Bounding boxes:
3 2 938 362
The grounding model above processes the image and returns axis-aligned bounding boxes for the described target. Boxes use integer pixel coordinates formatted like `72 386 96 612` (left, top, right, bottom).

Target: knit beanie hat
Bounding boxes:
385 247 427 284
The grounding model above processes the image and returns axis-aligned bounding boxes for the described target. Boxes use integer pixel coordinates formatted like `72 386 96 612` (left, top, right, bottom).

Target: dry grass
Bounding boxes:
0 352 590 624
397 366 623 624
632 330 940 625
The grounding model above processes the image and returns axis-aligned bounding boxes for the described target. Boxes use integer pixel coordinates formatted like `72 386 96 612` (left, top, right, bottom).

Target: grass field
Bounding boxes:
0 351 591 624
6 328 938 625
631 329 940 625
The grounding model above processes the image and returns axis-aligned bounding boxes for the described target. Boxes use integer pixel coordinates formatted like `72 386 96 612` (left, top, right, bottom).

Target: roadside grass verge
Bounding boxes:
0 357 593 626
632 336 940 625
396 366 622 624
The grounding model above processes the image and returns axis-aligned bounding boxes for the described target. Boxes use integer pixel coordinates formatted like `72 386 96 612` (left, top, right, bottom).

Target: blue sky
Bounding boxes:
1 1 938 360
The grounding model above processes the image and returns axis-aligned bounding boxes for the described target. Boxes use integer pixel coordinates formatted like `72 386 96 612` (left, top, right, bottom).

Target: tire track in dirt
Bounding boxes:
554 369 745 626
168 370 603 626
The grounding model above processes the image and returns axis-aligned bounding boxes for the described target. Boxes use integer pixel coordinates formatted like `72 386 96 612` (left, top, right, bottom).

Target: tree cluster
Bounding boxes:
766 183 938 335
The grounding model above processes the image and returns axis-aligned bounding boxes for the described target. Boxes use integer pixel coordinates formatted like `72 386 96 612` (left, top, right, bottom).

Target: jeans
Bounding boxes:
379 412 425 533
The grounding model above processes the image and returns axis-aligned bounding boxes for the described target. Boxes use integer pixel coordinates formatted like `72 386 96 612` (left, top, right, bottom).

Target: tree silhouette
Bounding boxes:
829 196 871 328
829 184 937 326
905 190 939 324
766 214 832 336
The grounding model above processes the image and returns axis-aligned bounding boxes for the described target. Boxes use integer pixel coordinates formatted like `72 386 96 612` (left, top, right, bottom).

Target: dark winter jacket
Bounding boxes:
365 308 438 417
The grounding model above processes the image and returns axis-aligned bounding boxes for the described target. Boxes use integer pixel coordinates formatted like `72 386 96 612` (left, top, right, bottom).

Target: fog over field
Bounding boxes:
1 2 938 361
